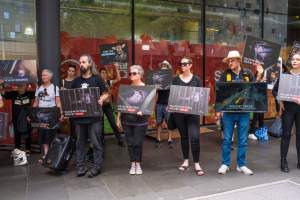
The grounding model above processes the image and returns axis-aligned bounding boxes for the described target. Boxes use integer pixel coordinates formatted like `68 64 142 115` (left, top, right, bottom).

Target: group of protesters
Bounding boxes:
0 48 299 178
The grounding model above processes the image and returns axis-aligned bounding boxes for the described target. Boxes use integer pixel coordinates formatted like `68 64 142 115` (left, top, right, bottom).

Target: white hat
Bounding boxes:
158 60 172 69
222 50 242 63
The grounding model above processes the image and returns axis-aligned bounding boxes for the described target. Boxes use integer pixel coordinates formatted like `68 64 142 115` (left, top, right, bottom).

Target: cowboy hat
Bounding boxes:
158 60 172 69
222 50 242 63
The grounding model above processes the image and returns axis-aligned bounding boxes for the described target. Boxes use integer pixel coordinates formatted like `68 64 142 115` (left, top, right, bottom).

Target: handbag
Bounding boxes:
268 118 282 137
167 113 176 130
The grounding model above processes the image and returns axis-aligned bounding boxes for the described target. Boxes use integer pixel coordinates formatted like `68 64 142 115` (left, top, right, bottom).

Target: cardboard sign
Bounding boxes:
167 85 210 115
242 35 281 69
215 82 268 112
286 41 300 69
99 42 129 78
277 73 300 103
146 69 173 90
59 87 103 117
30 107 61 129
0 112 8 139
117 85 156 115
0 60 37 83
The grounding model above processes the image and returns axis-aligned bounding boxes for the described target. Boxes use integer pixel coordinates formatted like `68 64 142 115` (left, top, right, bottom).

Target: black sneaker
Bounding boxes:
118 139 125 147
77 166 88 177
168 140 174 149
155 139 161 148
87 167 101 178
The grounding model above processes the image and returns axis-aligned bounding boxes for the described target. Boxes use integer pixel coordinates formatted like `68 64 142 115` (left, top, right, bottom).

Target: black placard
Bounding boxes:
215 82 268 112
30 107 60 129
146 69 173 90
117 85 156 115
59 87 102 117
242 35 281 69
0 60 37 83
167 85 210 115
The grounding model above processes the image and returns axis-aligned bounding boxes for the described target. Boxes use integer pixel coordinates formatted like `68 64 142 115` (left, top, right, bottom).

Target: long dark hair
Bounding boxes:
80 54 99 75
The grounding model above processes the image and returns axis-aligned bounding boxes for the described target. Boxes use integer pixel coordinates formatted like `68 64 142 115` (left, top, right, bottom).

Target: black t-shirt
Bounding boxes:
61 79 74 89
219 68 254 82
172 75 202 87
156 90 170 105
72 75 108 124
3 91 35 122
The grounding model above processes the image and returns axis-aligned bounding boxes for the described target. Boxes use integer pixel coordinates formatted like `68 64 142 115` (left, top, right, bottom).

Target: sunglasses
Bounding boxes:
180 62 191 67
44 88 48 96
129 72 139 76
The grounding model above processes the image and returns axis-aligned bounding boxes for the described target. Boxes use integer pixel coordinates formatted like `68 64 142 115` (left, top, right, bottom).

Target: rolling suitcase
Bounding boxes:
43 134 74 171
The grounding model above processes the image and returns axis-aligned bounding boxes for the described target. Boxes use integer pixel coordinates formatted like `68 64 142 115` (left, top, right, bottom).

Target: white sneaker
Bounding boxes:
218 164 229 175
136 164 143 175
248 134 257 140
237 166 254 175
129 164 136 175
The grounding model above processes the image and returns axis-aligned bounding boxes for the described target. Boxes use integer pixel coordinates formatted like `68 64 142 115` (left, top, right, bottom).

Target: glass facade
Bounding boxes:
0 0 294 124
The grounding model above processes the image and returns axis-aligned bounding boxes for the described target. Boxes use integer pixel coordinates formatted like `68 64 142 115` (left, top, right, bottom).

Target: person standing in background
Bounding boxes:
99 63 124 146
61 65 77 89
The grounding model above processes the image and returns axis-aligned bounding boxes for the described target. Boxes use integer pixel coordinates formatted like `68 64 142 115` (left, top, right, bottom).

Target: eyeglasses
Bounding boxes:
129 72 138 76
180 62 191 67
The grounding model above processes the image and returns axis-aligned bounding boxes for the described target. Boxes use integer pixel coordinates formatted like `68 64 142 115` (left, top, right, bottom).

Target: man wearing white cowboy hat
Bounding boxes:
216 50 264 176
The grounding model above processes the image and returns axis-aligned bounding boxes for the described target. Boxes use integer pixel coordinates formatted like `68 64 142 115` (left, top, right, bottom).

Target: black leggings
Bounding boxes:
13 123 31 150
122 124 147 162
173 113 200 163
281 102 300 162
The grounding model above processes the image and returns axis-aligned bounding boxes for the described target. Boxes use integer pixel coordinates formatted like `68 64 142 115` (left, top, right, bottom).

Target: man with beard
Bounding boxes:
72 54 109 178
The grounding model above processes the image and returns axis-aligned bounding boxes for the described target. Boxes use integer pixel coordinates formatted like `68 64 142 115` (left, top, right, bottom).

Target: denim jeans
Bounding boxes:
222 112 250 167
75 121 103 168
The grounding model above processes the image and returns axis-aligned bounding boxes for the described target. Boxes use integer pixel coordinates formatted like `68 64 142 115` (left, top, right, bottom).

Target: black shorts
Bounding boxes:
38 129 57 145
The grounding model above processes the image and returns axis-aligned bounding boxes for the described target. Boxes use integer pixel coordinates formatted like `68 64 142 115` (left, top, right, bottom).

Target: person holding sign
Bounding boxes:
155 60 174 148
172 57 204 176
0 81 35 154
72 54 109 178
99 65 124 146
116 65 149 175
273 52 300 172
216 50 264 175
32 69 62 163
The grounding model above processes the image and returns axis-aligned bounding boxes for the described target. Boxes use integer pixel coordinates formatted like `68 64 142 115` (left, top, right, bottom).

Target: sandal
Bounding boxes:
178 165 189 171
195 168 205 176
38 156 45 164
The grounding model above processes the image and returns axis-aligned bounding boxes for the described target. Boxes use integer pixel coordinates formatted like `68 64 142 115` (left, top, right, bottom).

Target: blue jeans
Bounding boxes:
222 112 250 167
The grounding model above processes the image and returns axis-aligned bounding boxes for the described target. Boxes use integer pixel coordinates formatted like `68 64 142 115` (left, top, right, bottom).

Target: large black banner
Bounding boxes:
30 107 60 129
167 85 210 115
117 85 156 115
0 112 8 139
277 73 300 102
286 41 300 69
215 82 268 112
59 87 102 117
242 35 281 69
99 42 129 78
146 69 173 90
0 60 37 83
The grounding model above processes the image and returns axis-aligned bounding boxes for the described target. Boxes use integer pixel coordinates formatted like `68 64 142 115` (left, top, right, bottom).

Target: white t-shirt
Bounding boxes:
35 84 59 108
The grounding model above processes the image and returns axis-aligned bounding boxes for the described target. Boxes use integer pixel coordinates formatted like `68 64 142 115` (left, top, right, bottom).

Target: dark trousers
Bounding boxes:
13 123 31 150
122 124 147 162
173 113 200 163
102 104 121 140
281 102 300 162
75 121 103 168
250 113 264 133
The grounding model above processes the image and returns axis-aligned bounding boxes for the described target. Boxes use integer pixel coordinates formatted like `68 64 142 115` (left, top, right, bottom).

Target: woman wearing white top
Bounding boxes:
32 69 62 162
